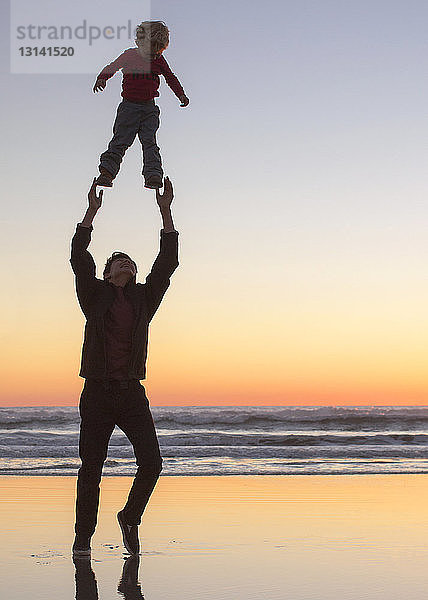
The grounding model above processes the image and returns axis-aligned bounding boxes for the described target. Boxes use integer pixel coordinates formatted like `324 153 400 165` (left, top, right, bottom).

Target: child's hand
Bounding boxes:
93 78 106 93
179 95 189 107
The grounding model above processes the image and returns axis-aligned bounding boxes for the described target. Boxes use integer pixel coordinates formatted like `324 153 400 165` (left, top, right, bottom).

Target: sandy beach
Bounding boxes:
1 475 428 599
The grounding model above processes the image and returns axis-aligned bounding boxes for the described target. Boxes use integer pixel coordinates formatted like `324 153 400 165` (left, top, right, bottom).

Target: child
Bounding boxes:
93 21 189 189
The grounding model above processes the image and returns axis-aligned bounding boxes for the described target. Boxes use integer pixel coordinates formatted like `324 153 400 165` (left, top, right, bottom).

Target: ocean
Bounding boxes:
1 406 428 476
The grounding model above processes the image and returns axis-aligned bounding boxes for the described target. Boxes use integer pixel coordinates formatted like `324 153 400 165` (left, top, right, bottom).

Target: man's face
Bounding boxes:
107 257 137 282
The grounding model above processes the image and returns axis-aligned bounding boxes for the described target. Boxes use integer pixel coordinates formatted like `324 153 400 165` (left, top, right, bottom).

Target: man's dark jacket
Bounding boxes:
70 224 179 380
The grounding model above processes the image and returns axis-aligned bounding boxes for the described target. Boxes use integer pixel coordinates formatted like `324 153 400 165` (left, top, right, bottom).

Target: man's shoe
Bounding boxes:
72 535 91 558
144 175 163 189
117 510 140 555
95 167 114 187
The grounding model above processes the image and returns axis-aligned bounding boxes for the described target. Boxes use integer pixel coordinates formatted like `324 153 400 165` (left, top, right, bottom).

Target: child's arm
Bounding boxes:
92 50 127 93
158 56 189 107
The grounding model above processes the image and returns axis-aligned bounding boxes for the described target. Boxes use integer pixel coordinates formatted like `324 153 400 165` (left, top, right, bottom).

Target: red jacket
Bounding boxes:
97 48 185 102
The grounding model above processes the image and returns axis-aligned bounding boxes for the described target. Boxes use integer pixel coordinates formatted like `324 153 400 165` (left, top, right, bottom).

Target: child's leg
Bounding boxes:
99 101 143 180
137 101 163 186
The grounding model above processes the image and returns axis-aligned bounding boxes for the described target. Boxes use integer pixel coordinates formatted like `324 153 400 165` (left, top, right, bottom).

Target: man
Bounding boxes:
70 177 178 557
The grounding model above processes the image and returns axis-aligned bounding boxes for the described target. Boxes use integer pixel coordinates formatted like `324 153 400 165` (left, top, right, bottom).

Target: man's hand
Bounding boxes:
156 177 176 232
179 95 189 107
80 179 103 228
88 178 103 211
93 78 106 93
156 177 174 209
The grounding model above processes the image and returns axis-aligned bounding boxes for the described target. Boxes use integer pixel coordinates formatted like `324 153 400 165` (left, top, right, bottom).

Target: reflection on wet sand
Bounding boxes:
74 555 144 600
6 476 428 600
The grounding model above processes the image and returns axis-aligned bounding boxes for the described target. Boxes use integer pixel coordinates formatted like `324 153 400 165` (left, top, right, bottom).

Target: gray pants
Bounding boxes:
99 99 163 180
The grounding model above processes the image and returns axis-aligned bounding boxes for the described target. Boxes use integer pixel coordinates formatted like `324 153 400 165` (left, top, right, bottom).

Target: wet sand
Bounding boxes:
1 475 428 599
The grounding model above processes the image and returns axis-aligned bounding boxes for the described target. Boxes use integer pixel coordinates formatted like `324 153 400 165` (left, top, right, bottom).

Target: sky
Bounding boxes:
0 0 427 406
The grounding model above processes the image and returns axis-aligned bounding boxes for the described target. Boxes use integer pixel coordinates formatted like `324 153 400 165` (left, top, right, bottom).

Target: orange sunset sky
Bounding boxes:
1 0 427 406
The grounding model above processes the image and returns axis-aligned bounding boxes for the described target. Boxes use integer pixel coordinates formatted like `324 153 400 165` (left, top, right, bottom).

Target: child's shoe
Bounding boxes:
95 168 114 187
144 175 163 189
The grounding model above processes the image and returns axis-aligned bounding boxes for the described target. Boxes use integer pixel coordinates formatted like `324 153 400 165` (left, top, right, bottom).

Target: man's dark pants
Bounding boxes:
99 99 163 181
75 379 162 538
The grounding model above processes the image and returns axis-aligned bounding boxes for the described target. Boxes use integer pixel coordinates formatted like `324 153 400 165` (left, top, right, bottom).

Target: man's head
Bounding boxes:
135 21 169 58
103 252 137 285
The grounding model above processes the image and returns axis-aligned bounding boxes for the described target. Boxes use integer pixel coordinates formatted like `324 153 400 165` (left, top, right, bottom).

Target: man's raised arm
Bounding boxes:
156 176 176 233
145 177 179 320
70 180 103 314
80 178 103 228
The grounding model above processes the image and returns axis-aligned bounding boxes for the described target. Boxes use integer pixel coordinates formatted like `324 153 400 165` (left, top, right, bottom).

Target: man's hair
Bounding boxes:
135 21 169 55
103 252 138 280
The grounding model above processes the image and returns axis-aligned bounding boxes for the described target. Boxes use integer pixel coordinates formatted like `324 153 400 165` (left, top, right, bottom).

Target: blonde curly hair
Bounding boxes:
135 21 169 55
